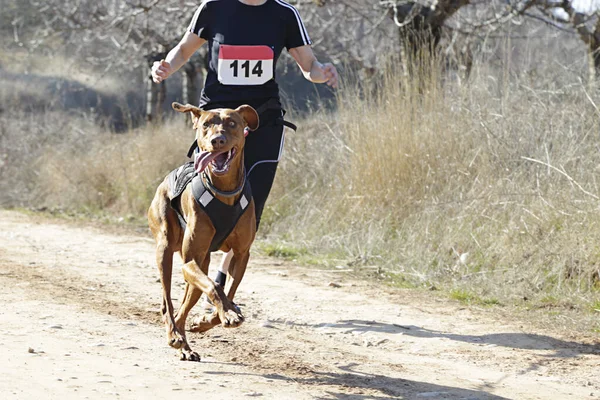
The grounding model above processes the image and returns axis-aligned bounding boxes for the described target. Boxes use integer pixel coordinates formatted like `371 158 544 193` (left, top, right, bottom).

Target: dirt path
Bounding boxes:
0 210 598 399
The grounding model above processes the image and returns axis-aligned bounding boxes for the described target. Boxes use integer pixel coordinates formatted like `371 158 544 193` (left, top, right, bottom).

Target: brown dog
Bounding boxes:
148 102 259 361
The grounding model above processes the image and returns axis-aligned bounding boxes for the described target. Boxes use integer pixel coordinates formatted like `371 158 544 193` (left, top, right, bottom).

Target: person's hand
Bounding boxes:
152 59 172 83
320 62 338 88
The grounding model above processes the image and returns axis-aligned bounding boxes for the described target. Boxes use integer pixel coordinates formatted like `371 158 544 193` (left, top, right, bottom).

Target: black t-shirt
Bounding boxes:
188 0 312 109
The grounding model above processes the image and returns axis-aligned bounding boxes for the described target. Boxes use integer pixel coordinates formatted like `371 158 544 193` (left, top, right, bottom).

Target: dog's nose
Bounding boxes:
211 134 226 148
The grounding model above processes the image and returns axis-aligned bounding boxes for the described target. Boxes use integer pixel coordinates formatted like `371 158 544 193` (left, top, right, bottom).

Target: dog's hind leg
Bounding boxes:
225 250 250 300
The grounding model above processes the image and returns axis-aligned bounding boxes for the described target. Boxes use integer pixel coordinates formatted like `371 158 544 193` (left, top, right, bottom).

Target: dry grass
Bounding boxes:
0 107 191 214
268 54 600 308
2 43 600 314
35 118 191 214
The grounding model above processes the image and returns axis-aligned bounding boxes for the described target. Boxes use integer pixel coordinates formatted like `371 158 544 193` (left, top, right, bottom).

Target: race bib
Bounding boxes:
217 45 274 86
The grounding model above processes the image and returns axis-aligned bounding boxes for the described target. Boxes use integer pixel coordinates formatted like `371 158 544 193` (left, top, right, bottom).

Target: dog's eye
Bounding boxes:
228 120 236 128
202 121 210 129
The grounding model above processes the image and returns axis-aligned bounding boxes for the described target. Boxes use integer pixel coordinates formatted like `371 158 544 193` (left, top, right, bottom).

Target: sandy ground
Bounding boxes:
0 209 599 400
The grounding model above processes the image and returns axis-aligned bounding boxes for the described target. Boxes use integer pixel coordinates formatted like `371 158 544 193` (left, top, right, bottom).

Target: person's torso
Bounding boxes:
199 0 300 109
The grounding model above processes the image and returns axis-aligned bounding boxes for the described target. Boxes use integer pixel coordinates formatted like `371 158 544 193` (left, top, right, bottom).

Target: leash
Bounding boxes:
187 141 199 158
280 119 297 131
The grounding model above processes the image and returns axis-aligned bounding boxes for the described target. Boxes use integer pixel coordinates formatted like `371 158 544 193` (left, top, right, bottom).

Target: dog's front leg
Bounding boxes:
187 251 249 334
174 256 209 335
181 235 244 331
181 259 244 329
175 257 208 327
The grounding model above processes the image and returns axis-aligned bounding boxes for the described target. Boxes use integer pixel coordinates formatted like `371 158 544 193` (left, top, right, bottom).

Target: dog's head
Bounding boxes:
172 102 259 175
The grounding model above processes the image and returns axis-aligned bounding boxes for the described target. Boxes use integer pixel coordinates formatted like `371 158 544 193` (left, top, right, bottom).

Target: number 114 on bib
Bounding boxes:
217 45 274 86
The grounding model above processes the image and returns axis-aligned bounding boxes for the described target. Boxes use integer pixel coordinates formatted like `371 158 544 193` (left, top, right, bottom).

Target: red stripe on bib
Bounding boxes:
219 45 274 60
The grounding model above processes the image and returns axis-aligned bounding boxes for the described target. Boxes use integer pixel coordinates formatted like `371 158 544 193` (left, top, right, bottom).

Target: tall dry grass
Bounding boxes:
0 107 191 214
2 39 600 309
268 51 600 306
35 118 191 214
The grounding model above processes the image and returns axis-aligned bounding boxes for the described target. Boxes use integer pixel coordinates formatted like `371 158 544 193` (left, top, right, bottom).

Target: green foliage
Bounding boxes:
450 289 476 304
449 289 501 307
387 272 419 289
261 243 307 260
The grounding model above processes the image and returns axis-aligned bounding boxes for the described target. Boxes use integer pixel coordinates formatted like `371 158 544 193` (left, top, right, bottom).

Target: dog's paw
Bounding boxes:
179 348 201 362
167 332 186 349
189 312 219 333
221 306 244 328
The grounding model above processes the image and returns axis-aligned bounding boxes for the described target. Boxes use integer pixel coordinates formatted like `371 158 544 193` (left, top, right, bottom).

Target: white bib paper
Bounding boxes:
217 45 274 86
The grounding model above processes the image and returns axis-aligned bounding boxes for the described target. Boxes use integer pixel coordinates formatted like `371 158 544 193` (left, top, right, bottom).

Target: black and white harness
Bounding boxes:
167 162 252 253
169 99 296 252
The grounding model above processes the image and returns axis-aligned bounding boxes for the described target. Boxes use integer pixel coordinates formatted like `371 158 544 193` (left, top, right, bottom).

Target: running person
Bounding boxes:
151 0 338 289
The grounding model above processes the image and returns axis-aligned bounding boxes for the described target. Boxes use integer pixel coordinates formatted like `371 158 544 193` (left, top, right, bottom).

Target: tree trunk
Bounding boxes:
145 69 154 122
391 1 469 81
589 38 600 86
183 62 199 106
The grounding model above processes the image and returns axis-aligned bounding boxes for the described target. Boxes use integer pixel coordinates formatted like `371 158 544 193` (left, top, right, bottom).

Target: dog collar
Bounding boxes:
201 168 247 198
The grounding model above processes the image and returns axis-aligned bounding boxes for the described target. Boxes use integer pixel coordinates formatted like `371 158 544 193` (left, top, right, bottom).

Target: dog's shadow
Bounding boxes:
307 319 600 358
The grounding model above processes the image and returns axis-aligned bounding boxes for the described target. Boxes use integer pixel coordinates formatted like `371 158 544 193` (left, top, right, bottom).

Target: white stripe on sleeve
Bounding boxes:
188 0 217 35
274 0 312 45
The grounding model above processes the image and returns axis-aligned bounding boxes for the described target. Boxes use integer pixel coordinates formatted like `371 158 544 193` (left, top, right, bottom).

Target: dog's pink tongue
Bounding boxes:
194 151 219 173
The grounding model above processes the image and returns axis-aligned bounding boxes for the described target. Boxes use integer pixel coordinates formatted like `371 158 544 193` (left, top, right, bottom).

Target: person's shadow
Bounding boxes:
308 319 600 358
202 319 598 398
205 361 510 399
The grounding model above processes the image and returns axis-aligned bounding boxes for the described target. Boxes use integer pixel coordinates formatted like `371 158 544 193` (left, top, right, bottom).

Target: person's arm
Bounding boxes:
288 45 338 88
151 32 206 83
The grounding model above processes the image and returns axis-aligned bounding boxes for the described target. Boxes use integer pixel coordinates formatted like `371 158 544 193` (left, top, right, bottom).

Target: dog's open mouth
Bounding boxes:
210 148 236 174
194 148 237 175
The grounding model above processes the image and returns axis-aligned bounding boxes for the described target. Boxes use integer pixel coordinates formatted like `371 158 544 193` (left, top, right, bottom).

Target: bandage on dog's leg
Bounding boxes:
215 250 233 287
215 271 227 287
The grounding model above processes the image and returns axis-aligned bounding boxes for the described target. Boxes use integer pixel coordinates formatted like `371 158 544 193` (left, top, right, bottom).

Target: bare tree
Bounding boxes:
528 1 600 81
8 0 598 115
381 1 469 55
8 0 206 120
17 0 330 119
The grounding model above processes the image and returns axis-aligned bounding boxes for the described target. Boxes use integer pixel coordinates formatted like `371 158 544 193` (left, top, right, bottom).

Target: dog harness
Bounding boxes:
168 162 252 252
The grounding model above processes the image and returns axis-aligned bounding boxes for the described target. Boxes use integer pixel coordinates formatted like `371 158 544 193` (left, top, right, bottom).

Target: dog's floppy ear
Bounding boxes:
172 102 203 114
234 105 259 131
172 102 203 127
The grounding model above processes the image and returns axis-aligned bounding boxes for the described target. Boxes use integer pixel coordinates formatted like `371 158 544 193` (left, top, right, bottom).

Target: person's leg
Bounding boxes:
215 249 233 287
246 161 278 230
205 114 284 305
244 118 285 229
